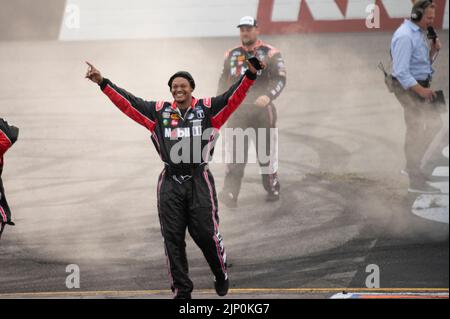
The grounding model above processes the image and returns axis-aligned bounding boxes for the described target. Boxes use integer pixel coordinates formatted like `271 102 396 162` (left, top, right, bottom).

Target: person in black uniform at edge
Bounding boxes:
218 16 287 208
85 59 262 299
0 118 19 241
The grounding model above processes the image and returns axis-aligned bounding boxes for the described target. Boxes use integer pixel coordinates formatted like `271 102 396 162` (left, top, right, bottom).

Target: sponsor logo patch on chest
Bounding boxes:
164 127 202 139
195 109 205 119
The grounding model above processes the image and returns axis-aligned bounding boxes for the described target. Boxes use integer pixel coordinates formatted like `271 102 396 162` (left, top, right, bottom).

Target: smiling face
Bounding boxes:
171 77 193 107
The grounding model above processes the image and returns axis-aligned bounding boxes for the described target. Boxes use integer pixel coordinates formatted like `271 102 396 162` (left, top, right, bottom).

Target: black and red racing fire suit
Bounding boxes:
0 118 19 240
218 40 287 200
98 70 256 297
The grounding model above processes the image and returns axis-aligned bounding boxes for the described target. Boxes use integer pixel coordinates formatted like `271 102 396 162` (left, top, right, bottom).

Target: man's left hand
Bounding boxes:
431 38 442 51
255 95 271 108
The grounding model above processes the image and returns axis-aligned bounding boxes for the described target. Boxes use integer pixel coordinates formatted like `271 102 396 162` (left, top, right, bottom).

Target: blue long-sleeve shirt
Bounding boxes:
391 19 433 90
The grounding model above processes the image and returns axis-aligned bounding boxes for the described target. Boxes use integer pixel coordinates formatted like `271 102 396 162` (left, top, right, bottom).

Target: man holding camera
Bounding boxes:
391 0 443 194
218 16 287 207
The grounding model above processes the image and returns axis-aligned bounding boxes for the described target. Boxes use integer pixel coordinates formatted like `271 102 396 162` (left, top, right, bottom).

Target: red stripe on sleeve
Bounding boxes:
203 97 212 108
103 84 156 132
211 77 255 129
0 130 12 157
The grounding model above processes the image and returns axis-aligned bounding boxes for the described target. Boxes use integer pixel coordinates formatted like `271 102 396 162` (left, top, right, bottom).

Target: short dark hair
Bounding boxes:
168 71 195 90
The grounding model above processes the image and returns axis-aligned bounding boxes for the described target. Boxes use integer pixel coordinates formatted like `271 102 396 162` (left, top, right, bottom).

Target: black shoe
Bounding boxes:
214 277 229 297
219 191 238 208
266 190 280 202
408 180 440 194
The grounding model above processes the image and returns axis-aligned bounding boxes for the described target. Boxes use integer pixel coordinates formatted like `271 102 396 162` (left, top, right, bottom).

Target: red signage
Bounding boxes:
257 0 448 34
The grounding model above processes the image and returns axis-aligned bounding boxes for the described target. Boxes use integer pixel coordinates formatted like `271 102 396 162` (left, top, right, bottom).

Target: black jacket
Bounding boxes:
99 70 256 169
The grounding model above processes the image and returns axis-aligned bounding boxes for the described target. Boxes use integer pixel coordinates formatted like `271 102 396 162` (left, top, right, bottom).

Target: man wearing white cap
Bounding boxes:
218 16 287 207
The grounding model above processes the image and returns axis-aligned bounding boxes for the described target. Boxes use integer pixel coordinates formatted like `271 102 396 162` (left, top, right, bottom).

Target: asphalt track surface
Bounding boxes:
0 32 448 299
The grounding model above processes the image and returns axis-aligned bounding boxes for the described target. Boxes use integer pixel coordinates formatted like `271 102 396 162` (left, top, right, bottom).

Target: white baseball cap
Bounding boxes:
237 16 257 28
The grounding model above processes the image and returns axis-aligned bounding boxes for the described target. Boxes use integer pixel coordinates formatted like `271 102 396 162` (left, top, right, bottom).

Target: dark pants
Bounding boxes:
223 103 280 199
157 165 227 297
394 85 443 181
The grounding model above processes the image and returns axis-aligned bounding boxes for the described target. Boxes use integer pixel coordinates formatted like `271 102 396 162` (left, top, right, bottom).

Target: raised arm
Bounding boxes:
85 62 157 132
210 69 257 129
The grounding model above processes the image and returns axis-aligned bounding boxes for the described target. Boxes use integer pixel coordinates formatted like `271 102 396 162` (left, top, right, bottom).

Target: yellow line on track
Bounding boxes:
0 288 448 298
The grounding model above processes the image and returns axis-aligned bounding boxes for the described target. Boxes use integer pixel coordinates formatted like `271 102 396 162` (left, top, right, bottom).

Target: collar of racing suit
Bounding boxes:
171 97 198 112
240 39 264 53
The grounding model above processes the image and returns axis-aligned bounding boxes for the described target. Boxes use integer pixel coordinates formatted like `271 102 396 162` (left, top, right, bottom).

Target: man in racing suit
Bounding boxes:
85 60 260 299
218 16 287 207
0 118 19 241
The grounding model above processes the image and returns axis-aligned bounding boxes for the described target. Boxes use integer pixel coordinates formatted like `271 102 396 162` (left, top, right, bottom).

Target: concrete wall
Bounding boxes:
0 0 65 41
58 0 449 40
58 0 259 40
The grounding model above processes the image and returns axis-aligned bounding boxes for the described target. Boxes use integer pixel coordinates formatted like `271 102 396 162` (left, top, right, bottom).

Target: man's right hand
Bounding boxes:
412 84 435 102
85 61 103 84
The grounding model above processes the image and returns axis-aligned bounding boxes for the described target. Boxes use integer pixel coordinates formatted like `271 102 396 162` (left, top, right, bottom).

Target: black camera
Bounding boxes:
247 56 263 70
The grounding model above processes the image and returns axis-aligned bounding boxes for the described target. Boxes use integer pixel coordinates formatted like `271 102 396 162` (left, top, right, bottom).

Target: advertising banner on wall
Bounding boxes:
257 0 448 34
59 0 449 40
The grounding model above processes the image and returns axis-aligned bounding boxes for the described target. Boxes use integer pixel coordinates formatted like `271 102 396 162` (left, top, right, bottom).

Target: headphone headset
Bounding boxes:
411 0 434 22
